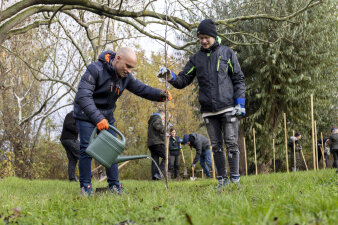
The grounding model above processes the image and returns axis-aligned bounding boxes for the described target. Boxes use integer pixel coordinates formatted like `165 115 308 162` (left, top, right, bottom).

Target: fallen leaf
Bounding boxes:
12 207 21 218
153 205 162 211
185 213 193 225
116 220 136 225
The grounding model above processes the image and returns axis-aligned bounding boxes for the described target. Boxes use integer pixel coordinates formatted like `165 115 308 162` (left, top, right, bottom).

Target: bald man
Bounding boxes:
74 47 172 196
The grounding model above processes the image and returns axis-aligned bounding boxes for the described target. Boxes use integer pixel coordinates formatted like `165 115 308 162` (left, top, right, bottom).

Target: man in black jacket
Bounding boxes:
74 47 172 195
60 111 80 182
182 133 213 178
147 110 166 180
158 19 245 188
288 132 303 171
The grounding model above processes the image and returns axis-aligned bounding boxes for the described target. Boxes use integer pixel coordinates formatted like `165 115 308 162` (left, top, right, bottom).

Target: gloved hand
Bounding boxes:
160 90 172 102
231 98 245 117
157 67 176 81
192 164 195 168
97 118 109 131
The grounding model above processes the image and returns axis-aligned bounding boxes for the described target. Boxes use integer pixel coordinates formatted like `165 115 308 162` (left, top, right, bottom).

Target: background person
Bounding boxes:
148 110 166 180
182 133 213 178
168 128 181 179
317 137 330 168
60 111 80 182
288 132 303 171
329 127 338 169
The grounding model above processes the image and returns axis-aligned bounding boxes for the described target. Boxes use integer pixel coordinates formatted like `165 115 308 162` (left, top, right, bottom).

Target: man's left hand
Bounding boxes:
160 90 172 102
192 164 195 168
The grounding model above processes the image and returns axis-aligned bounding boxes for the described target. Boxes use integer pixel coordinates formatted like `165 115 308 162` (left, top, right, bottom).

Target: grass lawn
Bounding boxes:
0 169 337 225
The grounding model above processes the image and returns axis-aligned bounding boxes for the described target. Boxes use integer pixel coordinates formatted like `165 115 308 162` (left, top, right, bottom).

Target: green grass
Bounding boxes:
0 170 337 225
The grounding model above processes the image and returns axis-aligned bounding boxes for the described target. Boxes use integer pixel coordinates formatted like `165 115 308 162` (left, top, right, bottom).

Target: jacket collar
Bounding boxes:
200 36 221 53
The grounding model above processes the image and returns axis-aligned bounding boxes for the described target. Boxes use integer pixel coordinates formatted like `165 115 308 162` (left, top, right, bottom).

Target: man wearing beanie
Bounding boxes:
158 19 245 189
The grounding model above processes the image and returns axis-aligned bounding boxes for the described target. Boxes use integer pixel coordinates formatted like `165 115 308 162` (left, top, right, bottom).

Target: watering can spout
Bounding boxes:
114 155 149 164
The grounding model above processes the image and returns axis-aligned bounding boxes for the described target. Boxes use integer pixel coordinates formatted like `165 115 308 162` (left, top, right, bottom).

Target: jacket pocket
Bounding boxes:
107 81 114 105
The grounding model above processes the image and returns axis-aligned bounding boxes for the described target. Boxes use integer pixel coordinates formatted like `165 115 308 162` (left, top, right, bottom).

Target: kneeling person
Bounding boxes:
182 133 212 178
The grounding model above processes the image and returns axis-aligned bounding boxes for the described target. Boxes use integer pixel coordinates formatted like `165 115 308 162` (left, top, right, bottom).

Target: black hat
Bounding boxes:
197 19 217 38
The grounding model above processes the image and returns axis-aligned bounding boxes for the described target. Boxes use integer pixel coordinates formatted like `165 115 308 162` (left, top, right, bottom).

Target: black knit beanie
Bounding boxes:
197 19 217 38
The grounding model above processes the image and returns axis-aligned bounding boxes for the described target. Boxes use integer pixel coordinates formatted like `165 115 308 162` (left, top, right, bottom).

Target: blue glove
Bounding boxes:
232 98 245 117
157 67 176 81
192 164 195 168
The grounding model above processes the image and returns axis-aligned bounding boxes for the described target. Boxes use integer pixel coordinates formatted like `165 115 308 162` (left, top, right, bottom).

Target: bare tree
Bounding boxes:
0 0 322 50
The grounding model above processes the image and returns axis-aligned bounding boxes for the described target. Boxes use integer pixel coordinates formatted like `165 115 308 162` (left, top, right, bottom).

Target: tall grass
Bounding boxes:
0 170 337 224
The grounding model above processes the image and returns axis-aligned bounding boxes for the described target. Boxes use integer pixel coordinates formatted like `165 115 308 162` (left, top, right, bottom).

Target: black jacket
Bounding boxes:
288 137 302 152
169 136 181 156
147 113 165 147
169 41 245 113
329 133 338 150
189 133 210 164
60 112 78 141
74 50 163 124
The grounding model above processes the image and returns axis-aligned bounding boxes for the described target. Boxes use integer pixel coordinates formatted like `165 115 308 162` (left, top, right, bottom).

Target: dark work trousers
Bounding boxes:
76 120 119 189
169 154 180 178
290 151 302 171
204 112 239 179
149 144 166 179
61 139 80 181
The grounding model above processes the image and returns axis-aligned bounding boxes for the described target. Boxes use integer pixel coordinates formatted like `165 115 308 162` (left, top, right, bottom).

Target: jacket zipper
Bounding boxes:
217 55 221 72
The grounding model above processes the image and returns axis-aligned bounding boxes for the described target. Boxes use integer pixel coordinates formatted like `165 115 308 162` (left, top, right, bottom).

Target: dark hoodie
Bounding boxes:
60 111 78 141
74 50 163 124
189 133 210 164
147 113 165 147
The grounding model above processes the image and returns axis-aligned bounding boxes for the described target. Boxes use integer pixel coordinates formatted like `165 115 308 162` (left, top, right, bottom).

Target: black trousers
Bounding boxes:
61 139 80 181
332 149 338 169
149 144 166 179
169 154 180 178
289 151 302 171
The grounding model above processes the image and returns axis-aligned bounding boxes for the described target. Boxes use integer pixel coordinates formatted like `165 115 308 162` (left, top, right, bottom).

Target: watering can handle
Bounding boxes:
89 124 126 145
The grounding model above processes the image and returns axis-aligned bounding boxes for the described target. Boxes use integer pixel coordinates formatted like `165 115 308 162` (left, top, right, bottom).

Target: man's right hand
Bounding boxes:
157 67 175 81
97 119 109 131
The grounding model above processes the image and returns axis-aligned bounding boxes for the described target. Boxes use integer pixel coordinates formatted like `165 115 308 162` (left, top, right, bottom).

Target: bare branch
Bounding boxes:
6 20 53 40
220 0 322 24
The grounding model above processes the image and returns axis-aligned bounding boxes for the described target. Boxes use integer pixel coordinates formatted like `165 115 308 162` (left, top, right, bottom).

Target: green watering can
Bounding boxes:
86 125 148 168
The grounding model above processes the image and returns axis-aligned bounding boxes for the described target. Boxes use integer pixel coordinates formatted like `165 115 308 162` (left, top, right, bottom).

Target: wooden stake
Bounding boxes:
243 137 248 176
283 113 289 173
99 161 130 182
165 136 169 184
253 128 258 175
293 130 296 171
300 149 308 171
190 146 193 165
311 94 316 171
180 145 188 176
273 138 275 173
208 139 216 180
314 121 319 170
320 132 326 169
91 165 103 176
190 146 195 179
